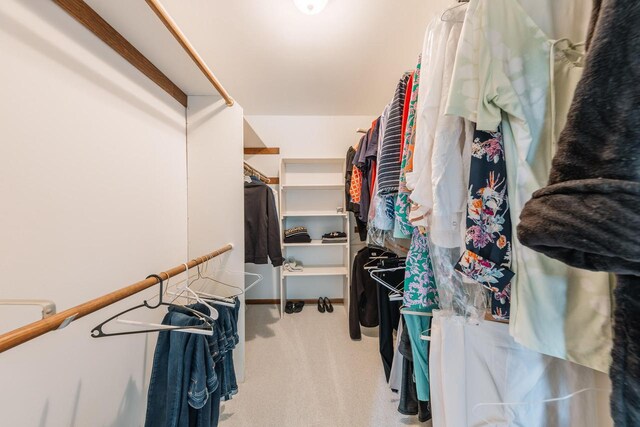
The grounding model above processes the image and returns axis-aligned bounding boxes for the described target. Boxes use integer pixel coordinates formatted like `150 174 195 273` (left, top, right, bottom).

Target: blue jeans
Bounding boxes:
145 301 241 427
145 304 217 427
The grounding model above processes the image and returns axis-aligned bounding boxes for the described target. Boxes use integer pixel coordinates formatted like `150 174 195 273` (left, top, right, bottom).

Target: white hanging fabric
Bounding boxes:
429 310 608 427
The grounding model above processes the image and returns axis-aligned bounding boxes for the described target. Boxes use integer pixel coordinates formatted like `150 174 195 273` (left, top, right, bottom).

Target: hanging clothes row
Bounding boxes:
346 0 612 425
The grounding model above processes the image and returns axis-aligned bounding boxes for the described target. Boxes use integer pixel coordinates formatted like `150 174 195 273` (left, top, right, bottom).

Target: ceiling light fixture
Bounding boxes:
293 0 328 15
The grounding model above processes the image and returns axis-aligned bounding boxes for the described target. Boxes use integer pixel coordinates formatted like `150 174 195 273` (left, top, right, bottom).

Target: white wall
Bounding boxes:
187 96 245 380
243 115 374 300
0 2 187 426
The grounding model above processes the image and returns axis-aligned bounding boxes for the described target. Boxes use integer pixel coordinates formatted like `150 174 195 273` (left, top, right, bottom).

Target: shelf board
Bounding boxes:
282 158 344 164
82 0 220 98
283 240 348 247
282 211 347 217
282 266 348 277
281 184 343 190
244 147 280 155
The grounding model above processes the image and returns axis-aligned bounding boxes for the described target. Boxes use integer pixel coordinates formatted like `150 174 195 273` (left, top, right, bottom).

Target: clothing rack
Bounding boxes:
356 128 368 134
145 0 234 106
0 243 233 354
53 0 234 107
244 161 271 184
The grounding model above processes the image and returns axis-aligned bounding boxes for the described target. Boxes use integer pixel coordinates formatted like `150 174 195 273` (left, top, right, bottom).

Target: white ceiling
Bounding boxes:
162 0 452 115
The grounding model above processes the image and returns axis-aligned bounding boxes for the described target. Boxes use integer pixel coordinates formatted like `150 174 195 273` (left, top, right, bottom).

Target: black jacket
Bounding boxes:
349 247 399 339
349 247 379 339
244 181 283 267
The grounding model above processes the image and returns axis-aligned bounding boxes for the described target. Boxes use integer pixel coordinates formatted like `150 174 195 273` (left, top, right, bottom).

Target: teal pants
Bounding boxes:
404 314 432 401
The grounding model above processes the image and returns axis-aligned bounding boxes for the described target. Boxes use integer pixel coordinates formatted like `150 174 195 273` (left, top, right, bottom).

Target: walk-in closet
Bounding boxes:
1 0 636 426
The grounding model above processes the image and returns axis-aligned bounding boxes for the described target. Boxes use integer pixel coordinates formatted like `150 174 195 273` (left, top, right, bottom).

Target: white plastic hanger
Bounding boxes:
115 318 214 335
363 247 396 270
419 328 432 342
400 308 433 341
243 270 264 293
400 307 433 317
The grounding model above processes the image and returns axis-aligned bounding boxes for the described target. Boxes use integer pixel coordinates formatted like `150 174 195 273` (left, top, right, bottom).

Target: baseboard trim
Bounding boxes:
246 298 344 305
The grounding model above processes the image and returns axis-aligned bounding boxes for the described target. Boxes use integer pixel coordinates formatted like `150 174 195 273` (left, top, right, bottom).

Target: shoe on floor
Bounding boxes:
283 258 304 272
284 301 295 314
317 297 325 313
293 301 305 313
323 297 334 313
418 401 432 422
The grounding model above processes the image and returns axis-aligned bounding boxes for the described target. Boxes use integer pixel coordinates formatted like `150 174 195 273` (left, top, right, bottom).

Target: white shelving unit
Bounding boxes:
278 158 350 318
283 240 348 247
281 184 344 190
282 266 349 277
282 211 348 217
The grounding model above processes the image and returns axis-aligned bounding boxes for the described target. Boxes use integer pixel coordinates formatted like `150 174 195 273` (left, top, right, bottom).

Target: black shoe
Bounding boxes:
293 301 305 313
323 297 334 313
284 301 294 314
317 297 325 313
418 401 432 422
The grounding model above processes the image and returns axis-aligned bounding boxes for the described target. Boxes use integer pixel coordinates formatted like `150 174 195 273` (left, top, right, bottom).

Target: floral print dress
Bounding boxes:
455 127 514 320
404 228 439 311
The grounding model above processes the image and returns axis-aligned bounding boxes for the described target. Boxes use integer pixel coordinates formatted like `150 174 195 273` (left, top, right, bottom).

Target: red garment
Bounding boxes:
399 73 414 161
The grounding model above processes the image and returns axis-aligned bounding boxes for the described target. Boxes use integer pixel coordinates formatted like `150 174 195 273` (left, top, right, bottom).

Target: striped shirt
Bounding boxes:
377 73 412 196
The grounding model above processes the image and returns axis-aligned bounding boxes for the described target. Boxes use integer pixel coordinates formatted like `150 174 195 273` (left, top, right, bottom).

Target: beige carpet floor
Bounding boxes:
220 304 428 427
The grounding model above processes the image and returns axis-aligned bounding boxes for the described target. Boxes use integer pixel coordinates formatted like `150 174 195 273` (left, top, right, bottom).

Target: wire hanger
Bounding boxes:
91 274 215 338
243 270 264 293
369 264 406 301
170 263 237 308
363 246 396 270
197 256 245 299
193 257 263 300
167 264 221 317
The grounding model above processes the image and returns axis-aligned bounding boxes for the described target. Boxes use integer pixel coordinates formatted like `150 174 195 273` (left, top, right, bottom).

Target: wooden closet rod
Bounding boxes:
53 0 188 107
244 161 270 184
0 243 233 354
146 0 235 107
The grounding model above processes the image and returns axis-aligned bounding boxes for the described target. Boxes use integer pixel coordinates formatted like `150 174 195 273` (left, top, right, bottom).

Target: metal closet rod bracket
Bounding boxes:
0 300 57 319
